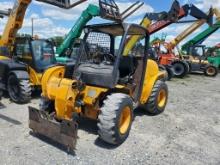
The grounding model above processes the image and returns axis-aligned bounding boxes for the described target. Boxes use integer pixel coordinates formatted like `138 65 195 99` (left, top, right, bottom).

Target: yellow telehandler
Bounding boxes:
29 22 168 150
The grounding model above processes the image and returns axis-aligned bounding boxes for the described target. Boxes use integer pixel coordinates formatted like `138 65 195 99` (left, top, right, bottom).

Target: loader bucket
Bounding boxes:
29 106 78 151
36 0 87 9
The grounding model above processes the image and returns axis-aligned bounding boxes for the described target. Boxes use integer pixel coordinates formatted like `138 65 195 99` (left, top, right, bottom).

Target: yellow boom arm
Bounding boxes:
123 18 151 55
0 0 87 48
0 0 31 47
167 8 220 50
167 19 207 50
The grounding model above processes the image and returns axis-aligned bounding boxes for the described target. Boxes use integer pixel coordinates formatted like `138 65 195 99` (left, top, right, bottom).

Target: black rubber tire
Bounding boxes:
144 80 168 115
182 60 190 74
204 65 218 77
172 61 188 78
98 93 133 145
165 66 174 81
7 74 31 104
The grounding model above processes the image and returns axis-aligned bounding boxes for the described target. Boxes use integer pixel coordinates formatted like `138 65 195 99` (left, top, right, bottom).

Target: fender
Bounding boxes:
140 59 165 104
9 70 29 80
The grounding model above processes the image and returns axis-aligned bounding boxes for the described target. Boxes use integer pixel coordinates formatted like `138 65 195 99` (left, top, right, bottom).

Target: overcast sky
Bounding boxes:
0 0 220 47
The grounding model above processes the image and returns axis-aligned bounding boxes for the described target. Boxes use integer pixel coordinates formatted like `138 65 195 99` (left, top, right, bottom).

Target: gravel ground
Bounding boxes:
0 74 219 165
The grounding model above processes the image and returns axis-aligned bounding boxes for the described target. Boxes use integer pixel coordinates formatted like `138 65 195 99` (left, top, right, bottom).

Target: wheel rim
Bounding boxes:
157 89 167 108
206 67 215 75
173 63 184 76
119 106 131 135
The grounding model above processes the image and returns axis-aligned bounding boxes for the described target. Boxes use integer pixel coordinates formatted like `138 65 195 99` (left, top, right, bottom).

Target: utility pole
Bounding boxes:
31 18 34 37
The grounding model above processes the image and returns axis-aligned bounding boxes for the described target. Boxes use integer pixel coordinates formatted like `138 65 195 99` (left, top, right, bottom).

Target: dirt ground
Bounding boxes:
0 74 219 165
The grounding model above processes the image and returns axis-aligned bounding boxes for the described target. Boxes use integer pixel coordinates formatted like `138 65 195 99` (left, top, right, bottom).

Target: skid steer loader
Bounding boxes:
29 23 169 151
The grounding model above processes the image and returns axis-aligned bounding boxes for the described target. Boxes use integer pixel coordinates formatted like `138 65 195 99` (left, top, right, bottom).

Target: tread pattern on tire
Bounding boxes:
165 66 174 81
8 74 31 104
172 60 188 78
145 80 168 115
18 79 31 103
97 93 133 145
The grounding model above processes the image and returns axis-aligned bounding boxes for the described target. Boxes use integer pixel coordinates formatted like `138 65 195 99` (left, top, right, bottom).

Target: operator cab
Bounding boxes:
74 23 149 100
189 45 206 60
14 37 57 73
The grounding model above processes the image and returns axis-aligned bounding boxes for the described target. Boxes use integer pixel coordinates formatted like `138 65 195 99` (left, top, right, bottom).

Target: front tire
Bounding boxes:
144 80 168 115
98 93 133 145
7 74 31 104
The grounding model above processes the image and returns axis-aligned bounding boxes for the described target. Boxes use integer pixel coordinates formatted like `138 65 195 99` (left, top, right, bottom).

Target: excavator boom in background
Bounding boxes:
156 8 220 78
123 1 213 80
182 8 220 53
180 8 220 69
124 1 213 56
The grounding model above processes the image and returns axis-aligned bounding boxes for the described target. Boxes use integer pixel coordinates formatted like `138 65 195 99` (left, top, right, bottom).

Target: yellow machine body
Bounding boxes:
0 56 10 60
182 55 209 65
28 67 43 86
41 59 164 121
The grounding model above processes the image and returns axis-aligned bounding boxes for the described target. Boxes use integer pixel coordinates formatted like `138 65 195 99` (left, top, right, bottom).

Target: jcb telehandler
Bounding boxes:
29 22 169 152
0 0 87 104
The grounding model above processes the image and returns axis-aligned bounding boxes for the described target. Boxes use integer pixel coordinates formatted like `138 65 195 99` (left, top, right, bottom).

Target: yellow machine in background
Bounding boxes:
157 7 220 77
0 0 87 103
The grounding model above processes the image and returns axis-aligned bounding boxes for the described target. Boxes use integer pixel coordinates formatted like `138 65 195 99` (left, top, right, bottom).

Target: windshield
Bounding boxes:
31 40 56 69
190 47 204 57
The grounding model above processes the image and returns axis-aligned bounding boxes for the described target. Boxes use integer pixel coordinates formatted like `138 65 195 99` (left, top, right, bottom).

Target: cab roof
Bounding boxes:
85 23 148 37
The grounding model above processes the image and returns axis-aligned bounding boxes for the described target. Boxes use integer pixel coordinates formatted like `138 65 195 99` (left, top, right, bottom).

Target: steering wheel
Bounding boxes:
103 53 115 64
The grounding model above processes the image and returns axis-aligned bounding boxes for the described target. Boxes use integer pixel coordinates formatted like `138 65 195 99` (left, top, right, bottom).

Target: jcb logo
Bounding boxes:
11 0 19 16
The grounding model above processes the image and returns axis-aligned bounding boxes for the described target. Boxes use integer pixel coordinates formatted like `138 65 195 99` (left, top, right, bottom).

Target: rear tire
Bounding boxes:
7 74 31 104
172 61 188 78
204 65 218 77
144 80 168 115
98 93 133 145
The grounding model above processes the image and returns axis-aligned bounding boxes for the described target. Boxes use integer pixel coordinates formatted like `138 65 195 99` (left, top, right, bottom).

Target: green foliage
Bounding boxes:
16 33 31 37
51 36 64 47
